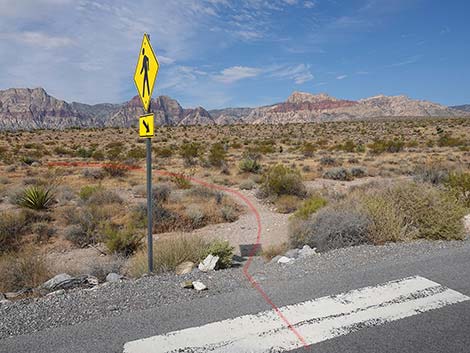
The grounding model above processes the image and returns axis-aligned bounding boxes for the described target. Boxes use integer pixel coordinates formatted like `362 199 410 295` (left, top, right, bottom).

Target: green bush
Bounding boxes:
323 167 353 181
154 146 173 158
368 139 404 154
76 148 94 158
302 142 316 157
261 164 306 198
79 185 103 201
127 147 146 159
201 239 234 269
18 186 55 210
208 143 227 167
275 195 301 214
293 195 327 220
104 224 143 256
446 171 470 207
239 155 261 173
180 142 204 165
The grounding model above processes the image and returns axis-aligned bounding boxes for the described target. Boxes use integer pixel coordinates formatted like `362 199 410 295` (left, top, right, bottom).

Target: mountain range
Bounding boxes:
0 87 468 130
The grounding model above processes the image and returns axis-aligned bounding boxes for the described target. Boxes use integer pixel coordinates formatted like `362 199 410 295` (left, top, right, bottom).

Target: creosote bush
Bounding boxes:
201 239 234 269
260 164 306 198
103 224 143 257
292 195 327 220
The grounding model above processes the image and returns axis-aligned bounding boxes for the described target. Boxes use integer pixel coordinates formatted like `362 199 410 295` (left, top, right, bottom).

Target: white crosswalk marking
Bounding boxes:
123 276 469 353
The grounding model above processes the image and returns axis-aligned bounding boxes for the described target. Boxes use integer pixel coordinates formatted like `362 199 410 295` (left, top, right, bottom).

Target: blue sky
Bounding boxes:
0 0 468 108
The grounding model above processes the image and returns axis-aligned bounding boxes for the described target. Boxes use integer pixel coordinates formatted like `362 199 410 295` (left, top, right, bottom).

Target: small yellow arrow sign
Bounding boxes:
134 34 159 111
139 113 154 138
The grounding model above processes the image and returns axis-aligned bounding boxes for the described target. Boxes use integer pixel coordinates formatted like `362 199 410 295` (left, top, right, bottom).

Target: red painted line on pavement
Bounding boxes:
47 161 309 348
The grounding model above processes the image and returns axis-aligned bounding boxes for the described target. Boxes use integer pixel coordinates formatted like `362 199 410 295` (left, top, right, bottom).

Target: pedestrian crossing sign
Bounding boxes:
134 33 159 111
139 113 155 138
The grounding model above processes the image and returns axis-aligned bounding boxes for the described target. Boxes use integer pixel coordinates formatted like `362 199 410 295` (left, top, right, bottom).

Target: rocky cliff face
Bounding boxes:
452 105 470 113
0 88 467 130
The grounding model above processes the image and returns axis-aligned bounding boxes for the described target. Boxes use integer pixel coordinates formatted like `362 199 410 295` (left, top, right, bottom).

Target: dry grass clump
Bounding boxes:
262 243 289 261
127 235 233 277
0 247 51 292
0 210 30 252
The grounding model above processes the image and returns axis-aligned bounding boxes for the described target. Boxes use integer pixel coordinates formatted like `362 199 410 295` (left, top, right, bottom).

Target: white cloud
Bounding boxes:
336 74 348 80
0 31 73 49
269 64 314 84
214 66 262 83
304 1 316 8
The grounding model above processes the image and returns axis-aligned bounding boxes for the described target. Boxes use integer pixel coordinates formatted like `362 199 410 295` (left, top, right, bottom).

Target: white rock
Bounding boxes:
46 289 65 297
277 256 294 264
192 281 207 291
299 245 317 258
106 273 124 283
198 254 219 272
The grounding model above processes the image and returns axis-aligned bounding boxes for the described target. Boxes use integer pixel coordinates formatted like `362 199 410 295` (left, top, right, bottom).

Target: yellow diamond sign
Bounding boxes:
134 34 159 112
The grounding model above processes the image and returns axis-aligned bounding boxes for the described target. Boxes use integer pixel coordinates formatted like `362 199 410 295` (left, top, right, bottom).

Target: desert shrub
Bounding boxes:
323 167 353 181
413 163 451 185
201 239 234 269
334 140 357 152
76 148 94 158
0 211 29 252
152 183 173 203
260 164 306 198
220 205 238 222
127 147 146 159
17 185 55 210
127 235 209 276
0 247 51 292
86 189 123 206
251 140 276 154
83 168 105 180
368 139 404 154
185 205 206 228
170 173 192 189
262 243 288 261
91 150 105 160
180 142 204 165
437 134 464 147
302 142 316 157
239 179 255 190
208 142 227 167
103 224 143 257
275 195 301 214
79 185 104 201
319 156 336 166
103 164 128 178
293 195 327 220
31 222 55 242
239 154 262 173
154 146 173 158
387 182 466 240
446 171 470 207
290 207 371 252
350 167 367 178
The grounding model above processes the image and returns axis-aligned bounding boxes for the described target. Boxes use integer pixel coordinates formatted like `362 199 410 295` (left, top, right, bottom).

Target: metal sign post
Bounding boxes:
134 33 159 273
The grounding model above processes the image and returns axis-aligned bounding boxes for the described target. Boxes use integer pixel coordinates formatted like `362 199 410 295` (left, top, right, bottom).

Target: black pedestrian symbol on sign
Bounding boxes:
142 119 150 133
140 48 150 98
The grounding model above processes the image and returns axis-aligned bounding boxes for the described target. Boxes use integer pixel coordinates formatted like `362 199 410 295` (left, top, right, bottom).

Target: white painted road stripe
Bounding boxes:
123 276 469 353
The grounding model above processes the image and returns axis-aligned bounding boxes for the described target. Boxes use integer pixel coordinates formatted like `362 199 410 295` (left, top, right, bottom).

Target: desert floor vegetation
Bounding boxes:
1 118 470 294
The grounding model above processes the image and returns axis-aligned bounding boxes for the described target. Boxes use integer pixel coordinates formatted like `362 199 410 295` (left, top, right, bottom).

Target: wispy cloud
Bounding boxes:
336 74 348 80
269 64 314 84
387 55 421 67
214 66 262 83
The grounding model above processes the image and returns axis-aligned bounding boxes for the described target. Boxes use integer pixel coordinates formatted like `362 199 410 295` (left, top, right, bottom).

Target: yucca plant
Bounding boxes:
18 186 55 210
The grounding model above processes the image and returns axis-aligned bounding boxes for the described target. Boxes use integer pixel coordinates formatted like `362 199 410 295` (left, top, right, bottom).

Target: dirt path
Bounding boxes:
157 189 290 255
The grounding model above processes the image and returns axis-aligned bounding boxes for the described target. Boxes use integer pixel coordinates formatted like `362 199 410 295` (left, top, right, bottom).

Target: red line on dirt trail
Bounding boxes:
47 161 309 348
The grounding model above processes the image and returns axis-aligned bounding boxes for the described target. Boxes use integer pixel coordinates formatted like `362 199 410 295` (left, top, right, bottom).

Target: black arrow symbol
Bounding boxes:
142 120 150 133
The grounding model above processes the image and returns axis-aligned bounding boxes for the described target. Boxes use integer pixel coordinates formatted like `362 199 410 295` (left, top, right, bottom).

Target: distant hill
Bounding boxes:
451 105 470 113
0 87 468 130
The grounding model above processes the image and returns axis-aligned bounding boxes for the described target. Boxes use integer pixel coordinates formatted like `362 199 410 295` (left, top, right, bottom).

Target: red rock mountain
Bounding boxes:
0 88 467 130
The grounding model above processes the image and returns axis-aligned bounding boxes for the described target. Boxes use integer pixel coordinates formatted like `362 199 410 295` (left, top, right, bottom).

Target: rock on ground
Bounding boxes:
199 255 219 272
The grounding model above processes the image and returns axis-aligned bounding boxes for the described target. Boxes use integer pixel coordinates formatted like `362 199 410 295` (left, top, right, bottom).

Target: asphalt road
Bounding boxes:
2 241 470 353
